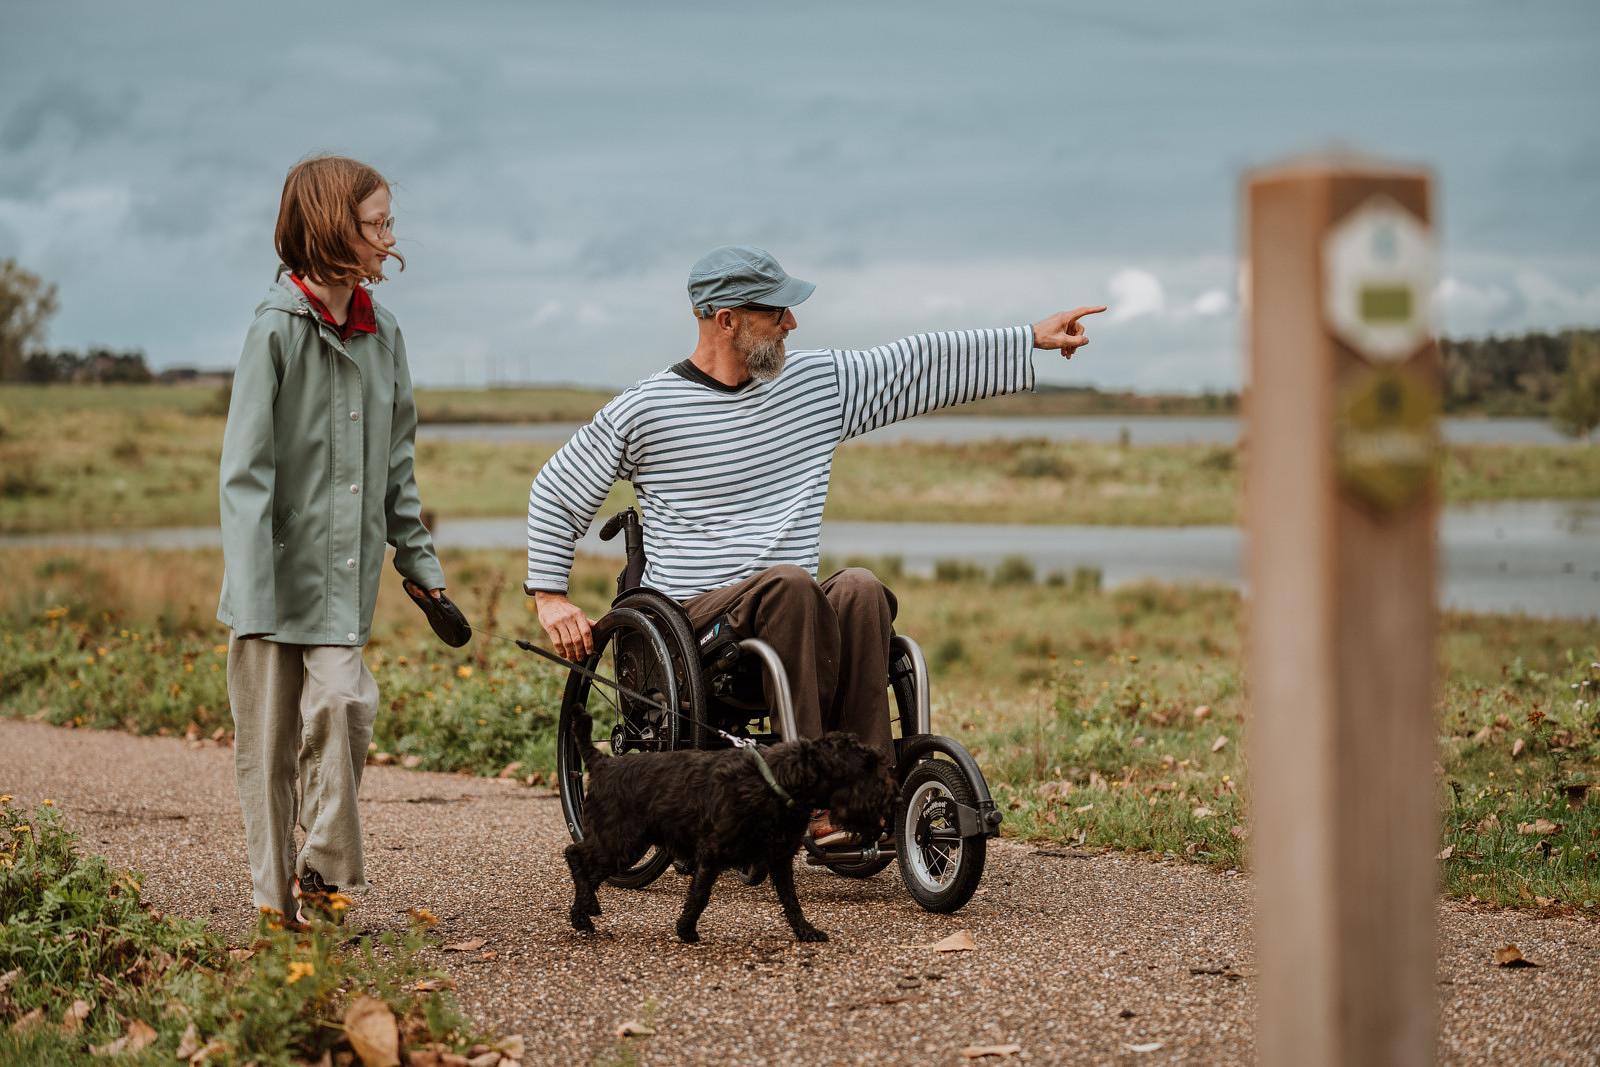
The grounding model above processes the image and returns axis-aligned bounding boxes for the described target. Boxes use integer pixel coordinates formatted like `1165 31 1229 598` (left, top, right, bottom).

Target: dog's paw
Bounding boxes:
584 898 602 917
569 911 596 933
794 925 829 943
675 924 701 944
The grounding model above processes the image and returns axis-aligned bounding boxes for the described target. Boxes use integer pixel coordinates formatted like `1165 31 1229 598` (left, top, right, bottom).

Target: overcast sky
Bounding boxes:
2 0 1596 390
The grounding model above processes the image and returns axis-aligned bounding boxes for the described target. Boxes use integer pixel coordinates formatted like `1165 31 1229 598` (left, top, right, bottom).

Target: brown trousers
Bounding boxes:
682 565 898 754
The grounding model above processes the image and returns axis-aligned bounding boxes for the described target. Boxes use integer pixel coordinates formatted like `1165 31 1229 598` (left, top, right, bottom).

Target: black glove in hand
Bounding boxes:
402 580 472 647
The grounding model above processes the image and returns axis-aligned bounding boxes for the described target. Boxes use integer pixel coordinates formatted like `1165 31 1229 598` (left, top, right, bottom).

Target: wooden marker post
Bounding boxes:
1244 158 1441 1066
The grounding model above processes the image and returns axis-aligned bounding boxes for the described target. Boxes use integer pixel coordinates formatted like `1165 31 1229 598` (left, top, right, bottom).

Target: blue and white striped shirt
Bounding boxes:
525 325 1035 599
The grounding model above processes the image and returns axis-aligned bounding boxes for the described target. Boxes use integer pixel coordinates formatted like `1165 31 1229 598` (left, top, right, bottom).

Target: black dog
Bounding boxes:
564 725 896 943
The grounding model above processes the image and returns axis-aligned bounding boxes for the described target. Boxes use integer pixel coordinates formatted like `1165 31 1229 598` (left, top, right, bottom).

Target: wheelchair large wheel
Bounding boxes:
557 606 687 890
895 759 987 912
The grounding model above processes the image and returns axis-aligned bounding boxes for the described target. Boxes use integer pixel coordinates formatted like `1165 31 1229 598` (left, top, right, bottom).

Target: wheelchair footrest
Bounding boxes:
802 837 892 866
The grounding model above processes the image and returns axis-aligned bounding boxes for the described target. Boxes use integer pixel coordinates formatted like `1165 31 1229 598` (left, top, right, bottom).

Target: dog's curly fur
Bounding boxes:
564 724 896 943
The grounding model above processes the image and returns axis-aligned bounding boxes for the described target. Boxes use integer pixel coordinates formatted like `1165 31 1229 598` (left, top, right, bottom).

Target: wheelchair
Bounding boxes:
544 508 1003 913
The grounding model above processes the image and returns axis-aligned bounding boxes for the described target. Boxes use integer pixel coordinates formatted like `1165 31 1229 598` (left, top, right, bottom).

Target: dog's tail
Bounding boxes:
567 702 609 771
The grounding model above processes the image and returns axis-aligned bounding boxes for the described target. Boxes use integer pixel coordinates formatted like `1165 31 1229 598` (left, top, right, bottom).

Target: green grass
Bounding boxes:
0 799 491 1065
1 546 1595 911
3 387 1595 532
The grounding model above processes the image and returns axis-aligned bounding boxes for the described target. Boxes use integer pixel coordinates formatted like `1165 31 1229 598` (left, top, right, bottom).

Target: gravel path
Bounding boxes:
4 720 1597 1066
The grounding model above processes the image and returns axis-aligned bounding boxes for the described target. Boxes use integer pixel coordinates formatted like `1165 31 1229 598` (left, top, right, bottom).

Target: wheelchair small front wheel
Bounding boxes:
894 759 987 913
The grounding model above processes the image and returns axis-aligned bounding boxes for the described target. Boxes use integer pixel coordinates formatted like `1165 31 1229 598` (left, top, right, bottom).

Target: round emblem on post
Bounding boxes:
1323 196 1436 365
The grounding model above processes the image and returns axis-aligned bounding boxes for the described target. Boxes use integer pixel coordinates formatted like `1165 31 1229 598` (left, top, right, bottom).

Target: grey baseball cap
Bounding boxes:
687 245 815 318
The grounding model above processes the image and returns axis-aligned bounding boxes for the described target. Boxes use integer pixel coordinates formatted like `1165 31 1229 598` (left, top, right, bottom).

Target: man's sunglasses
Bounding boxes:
740 303 789 324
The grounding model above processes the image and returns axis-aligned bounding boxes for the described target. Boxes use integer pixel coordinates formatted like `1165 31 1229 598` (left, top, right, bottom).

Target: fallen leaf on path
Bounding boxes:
473 950 499 963
0 968 19 993
1436 845 1454 861
847 994 924 1011
1125 1041 1165 1053
960 1044 1022 1059
370 752 395 766
401 755 424 769
414 977 455 992
443 938 487 952
495 1035 526 1059
1517 819 1560 836
498 761 523 779
344 995 400 1067
14 1007 45 1032
929 930 977 952
1191 806 1214 820
1211 735 1229 753
1476 813 1500 834
1511 738 1525 759
1494 944 1538 968
1192 704 1212 721
614 1020 656 1038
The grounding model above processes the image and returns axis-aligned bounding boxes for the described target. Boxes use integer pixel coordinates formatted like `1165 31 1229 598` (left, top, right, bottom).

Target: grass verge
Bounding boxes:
1 547 1595 911
0 798 512 1065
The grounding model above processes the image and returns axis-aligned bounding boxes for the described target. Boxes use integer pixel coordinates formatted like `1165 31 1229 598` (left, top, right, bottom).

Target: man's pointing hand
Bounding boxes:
1032 306 1108 358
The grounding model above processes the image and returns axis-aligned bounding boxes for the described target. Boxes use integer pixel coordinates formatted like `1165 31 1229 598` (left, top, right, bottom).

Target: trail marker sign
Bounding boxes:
1323 195 1435 364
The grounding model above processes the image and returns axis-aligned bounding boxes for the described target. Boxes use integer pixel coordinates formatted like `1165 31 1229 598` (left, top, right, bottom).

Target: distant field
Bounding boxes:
0 379 1239 426
2 385 1596 533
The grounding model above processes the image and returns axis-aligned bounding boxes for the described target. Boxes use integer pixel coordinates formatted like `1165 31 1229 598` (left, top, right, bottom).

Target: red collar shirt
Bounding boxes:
288 274 377 342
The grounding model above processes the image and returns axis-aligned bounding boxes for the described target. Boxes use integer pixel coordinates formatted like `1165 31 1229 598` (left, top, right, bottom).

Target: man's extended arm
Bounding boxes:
831 308 1103 441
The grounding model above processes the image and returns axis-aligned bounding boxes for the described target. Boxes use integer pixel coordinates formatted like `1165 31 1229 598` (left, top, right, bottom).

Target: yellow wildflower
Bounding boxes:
43 606 68 620
13 825 31 834
213 644 228 655
42 799 54 807
97 647 109 657
408 907 440 925
0 795 12 804
285 960 315 985
456 665 473 679
326 892 352 913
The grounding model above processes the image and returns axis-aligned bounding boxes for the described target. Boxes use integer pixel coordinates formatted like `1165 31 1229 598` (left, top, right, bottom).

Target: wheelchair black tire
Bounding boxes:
556 607 681 890
895 758 987 913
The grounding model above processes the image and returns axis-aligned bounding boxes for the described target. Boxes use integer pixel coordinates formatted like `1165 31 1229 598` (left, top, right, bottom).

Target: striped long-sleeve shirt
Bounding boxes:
525 324 1035 599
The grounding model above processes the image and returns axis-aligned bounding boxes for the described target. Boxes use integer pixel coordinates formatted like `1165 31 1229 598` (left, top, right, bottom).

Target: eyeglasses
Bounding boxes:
740 303 788 324
359 215 396 237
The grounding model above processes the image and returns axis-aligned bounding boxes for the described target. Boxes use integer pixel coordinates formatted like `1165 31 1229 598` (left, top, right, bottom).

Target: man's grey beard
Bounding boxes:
745 337 786 382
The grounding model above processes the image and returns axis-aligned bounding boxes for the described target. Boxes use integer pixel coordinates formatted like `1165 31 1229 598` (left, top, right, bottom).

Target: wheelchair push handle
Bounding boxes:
601 508 647 597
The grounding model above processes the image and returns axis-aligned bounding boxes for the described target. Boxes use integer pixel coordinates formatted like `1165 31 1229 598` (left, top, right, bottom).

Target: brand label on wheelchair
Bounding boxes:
698 622 722 648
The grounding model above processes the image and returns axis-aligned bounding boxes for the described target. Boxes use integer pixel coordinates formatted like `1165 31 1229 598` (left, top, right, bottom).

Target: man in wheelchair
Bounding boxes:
525 245 1104 845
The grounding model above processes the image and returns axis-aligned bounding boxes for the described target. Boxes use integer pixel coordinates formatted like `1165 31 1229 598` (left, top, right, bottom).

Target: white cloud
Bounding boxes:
1189 288 1230 317
1106 268 1166 322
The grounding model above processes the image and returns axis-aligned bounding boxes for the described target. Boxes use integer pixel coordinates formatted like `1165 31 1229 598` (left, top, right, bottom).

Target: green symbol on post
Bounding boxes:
1336 368 1440 514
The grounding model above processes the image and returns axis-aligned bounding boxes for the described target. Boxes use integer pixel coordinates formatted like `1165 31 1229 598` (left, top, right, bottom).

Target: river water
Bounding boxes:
417 415 1576 447
7 500 1595 620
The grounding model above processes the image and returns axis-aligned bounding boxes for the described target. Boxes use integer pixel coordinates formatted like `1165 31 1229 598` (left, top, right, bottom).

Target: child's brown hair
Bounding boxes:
274 155 404 286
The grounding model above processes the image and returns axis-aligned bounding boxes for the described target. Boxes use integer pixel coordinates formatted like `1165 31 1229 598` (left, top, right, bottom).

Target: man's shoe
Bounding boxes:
807 811 858 849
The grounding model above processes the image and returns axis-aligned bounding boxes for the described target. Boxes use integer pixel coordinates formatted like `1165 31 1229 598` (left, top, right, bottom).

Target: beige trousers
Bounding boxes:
227 635 378 916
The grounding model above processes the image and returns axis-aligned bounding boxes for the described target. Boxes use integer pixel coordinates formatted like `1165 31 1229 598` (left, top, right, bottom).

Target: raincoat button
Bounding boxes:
347 558 356 568
349 411 359 421
347 633 357 642
349 484 360 494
